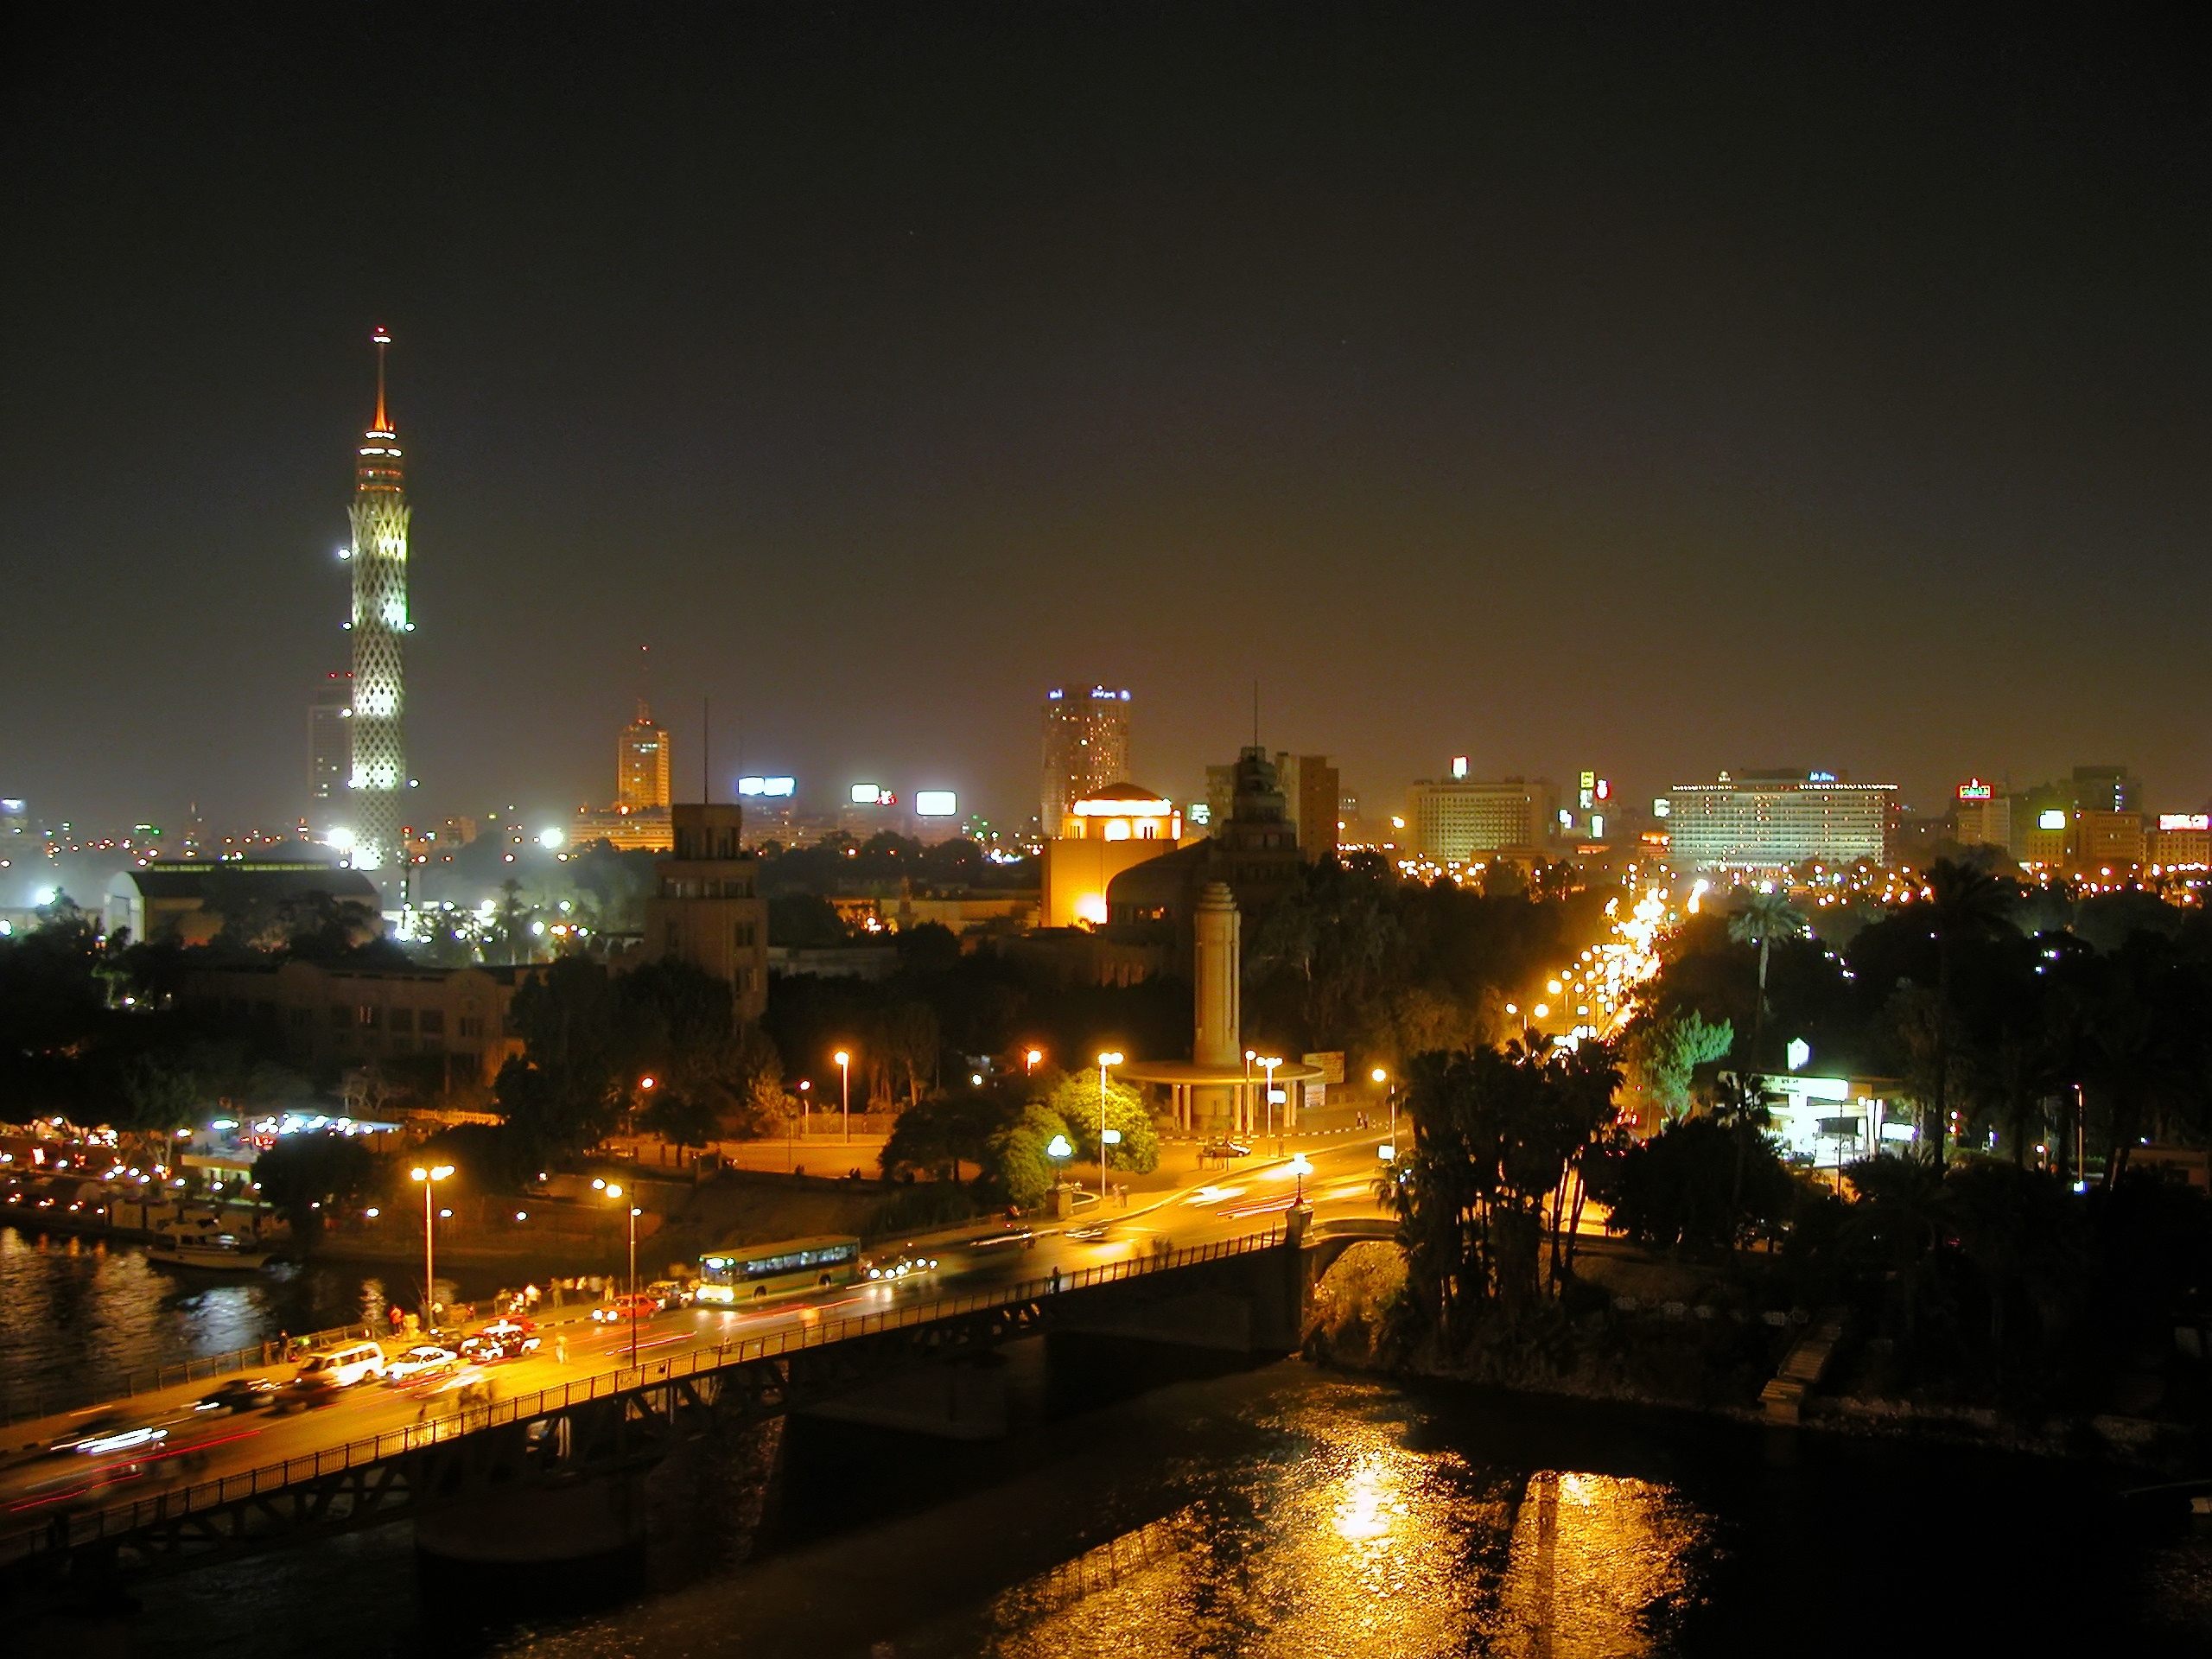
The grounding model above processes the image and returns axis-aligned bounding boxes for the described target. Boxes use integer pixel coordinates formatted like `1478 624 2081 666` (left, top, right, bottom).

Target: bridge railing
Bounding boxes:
3 1223 1287 1567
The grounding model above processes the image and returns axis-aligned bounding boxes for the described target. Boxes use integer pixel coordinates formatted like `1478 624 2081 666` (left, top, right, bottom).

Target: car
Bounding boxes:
381 1345 459 1385
591 1293 662 1324
456 1328 539 1363
644 1280 692 1308
477 1317 537 1339
291 1340 386 1389
1067 1224 1113 1242
194 1377 281 1415
1199 1140 1252 1161
44 1409 136 1455
864 1253 938 1281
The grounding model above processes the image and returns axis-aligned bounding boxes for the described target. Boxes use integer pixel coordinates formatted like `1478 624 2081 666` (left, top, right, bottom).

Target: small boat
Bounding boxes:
147 1229 272 1270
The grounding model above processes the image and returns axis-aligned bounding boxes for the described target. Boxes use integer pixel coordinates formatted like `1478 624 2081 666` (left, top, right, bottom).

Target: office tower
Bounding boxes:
645 804 769 1018
308 672 351 830
345 328 410 887
1040 684 1131 835
1272 753 1340 861
1405 773 1548 862
617 700 672 810
1662 769 1894 872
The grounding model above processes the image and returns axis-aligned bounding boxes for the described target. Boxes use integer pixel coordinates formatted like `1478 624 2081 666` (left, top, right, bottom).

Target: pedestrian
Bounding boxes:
556 1332 569 1365
1049 1265 1061 1293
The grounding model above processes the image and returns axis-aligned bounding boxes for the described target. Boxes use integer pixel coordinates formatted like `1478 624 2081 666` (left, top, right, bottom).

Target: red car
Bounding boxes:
590 1293 661 1324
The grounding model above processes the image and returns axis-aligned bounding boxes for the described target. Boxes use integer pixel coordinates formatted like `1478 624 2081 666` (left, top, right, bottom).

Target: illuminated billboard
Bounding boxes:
1956 779 1994 801
914 791 957 817
737 776 795 798
2038 809 2067 831
849 783 881 804
2160 813 2210 831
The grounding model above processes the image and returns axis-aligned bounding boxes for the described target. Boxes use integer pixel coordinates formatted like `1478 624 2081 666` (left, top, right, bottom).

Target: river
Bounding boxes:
8 1226 2210 1656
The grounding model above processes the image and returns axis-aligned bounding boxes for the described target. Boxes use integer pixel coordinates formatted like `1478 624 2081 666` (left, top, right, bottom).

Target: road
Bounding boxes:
0 1135 1395 1532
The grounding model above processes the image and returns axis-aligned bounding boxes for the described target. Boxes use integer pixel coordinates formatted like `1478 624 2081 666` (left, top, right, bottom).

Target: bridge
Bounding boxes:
2 1215 1384 1606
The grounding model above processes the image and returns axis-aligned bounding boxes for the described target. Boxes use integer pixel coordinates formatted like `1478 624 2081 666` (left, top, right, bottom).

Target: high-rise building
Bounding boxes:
1405 774 1548 862
1273 753 1340 862
1662 770 1894 873
1040 685 1131 835
617 701 672 810
344 328 410 894
308 672 351 831
1952 777 2012 851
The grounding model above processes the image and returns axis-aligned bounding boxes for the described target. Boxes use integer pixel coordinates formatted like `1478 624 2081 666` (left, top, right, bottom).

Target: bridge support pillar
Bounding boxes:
797 1357 1009 1440
414 1471 648 1601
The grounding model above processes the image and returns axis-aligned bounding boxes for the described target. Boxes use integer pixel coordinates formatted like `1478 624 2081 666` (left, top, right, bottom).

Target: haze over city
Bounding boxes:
7 11 2212 1656
7 8 2209 837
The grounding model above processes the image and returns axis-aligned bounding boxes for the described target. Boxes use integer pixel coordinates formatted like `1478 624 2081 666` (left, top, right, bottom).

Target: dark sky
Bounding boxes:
6 4 2209 837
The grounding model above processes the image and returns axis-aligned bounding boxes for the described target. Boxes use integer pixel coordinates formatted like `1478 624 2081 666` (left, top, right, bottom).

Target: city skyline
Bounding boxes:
6 11 2211 835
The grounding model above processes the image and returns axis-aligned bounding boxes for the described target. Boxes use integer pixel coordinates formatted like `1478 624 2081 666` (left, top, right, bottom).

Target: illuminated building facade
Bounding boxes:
1040 685 1131 835
1040 783 1185 928
2152 815 2212 870
308 671 351 832
345 329 410 893
1952 778 2012 851
1405 774 1546 861
1662 770 1893 873
618 700 672 809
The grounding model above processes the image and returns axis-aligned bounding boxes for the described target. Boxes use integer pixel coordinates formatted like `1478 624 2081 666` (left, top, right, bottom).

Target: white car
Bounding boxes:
382 1344 458 1384
291 1340 386 1389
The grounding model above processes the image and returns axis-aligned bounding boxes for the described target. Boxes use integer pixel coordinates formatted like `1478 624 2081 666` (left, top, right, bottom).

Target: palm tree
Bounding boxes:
1726 889 1807 1071
1921 860 2017 1166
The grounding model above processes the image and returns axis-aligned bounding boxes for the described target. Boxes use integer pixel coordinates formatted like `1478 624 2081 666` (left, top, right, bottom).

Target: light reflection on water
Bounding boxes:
0 1225 406 1409
980 1394 1713 1659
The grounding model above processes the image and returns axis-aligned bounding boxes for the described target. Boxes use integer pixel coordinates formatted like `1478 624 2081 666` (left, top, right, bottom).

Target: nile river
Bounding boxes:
8 1226 2209 1656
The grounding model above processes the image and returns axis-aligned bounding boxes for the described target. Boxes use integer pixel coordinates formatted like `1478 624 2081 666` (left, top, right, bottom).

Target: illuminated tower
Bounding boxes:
346 327 410 890
617 701 672 809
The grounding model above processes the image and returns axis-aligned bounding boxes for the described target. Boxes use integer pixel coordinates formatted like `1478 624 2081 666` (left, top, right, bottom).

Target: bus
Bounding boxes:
695 1235 862 1304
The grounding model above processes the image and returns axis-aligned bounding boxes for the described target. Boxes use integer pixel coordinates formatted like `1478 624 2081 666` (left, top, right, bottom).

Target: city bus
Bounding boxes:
694 1235 862 1304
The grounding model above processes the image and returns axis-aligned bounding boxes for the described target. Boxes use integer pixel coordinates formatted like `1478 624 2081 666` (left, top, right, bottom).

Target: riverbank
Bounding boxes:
1306 1239 2212 1474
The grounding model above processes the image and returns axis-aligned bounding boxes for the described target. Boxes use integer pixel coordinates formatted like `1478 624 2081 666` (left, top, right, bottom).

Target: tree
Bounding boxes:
982 1103 1073 1210
880 1086 1022 1182
1045 1071 1160 1176
1586 1114 1794 1255
877 1000 941 1109
1726 889 1807 1071
1618 1009 1734 1126
252 1132 379 1246
1919 859 2018 1165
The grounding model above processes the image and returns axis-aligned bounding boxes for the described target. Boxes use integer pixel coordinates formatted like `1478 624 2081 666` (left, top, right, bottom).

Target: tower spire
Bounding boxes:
372 327 392 432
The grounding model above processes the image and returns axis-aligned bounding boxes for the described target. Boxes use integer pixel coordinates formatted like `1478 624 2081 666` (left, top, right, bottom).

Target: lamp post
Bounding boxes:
1289 1153 1312 1206
1025 1048 1043 1075
409 1163 454 1335
1371 1065 1395 1147
1243 1049 1255 1136
593 1178 641 1368
834 1050 851 1143
1261 1056 1282 1147
1096 1051 1124 1202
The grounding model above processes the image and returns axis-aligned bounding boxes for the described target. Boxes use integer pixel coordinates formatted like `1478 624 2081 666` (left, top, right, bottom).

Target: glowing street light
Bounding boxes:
1289 1153 1313 1206
1025 1047 1044 1074
1260 1056 1283 1144
1371 1065 1396 1147
408 1163 454 1334
1096 1051 1124 1202
593 1178 643 1367
834 1050 852 1142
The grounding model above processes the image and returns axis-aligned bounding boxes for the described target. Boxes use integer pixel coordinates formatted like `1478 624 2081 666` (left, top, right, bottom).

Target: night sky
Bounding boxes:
6 6 2209 836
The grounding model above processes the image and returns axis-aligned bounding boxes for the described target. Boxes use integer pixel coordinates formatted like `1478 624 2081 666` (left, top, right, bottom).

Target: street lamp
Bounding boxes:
1289 1153 1313 1206
834 1050 851 1143
1371 1065 1395 1147
1025 1047 1044 1075
408 1163 454 1334
1243 1049 1256 1136
1260 1056 1283 1145
1096 1051 1124 1202
593 1178 641 1368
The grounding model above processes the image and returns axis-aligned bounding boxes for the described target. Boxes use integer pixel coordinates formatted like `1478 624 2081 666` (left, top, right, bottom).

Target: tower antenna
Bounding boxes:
372 327 392 431
702 696 710 804
1251 680 1259 748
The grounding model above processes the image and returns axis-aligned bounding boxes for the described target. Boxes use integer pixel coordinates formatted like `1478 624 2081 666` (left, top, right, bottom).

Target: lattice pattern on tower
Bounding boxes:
343 333 409 881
